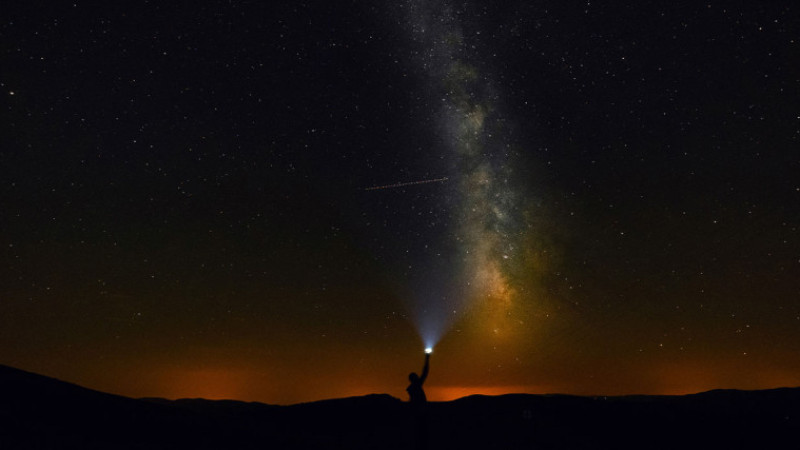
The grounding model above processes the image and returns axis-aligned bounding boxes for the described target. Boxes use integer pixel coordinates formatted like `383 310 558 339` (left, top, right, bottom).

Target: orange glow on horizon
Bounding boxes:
27 355 800 406
150 367 261 400
427 384 547 401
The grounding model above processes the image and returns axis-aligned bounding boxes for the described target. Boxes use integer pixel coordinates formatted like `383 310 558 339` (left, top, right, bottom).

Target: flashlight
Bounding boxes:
425 347 433 354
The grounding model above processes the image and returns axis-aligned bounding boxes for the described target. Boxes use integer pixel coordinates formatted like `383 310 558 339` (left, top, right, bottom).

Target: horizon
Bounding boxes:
5 362 799 407
6 361 799 406
4 364 797 450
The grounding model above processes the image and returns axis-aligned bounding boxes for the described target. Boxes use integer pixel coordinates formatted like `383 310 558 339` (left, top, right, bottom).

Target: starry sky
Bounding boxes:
1 1 798 404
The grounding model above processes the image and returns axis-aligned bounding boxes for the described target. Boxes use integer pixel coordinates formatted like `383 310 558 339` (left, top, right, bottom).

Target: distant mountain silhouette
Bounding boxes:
1 364 797 449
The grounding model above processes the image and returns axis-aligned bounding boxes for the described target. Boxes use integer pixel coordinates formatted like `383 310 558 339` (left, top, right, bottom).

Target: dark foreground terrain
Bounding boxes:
1 364 797 449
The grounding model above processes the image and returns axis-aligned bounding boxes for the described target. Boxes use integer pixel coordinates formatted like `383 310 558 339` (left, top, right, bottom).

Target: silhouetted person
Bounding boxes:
407 352 430 450
407 353 430 405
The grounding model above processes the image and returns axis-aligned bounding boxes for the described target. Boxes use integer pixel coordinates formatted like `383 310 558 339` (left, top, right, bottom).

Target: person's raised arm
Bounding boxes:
420 353 430 383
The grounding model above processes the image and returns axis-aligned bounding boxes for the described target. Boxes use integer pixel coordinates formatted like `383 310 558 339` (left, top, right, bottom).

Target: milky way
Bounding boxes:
397 0 534 347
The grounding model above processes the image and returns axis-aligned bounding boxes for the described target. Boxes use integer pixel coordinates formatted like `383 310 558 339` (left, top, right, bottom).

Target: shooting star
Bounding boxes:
364 177 449 191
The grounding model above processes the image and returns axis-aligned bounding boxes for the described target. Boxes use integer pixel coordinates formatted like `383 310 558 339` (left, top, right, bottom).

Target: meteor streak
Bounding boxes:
364 177 449 191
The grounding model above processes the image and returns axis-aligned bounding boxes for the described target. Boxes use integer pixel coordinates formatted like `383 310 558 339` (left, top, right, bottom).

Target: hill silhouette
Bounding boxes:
1 364 797 449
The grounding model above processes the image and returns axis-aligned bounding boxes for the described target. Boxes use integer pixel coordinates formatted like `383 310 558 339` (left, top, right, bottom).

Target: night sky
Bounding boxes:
2 1 798 404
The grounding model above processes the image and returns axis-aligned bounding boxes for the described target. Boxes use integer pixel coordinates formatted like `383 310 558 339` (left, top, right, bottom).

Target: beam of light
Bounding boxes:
364 177 449 191
409 281 472 351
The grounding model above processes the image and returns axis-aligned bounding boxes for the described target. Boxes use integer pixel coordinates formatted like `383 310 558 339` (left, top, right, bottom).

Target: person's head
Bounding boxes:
409 372 419 383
